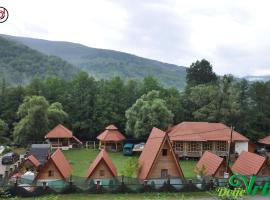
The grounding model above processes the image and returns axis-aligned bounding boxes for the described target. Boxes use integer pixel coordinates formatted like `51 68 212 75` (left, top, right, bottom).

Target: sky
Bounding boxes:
1 0 270 76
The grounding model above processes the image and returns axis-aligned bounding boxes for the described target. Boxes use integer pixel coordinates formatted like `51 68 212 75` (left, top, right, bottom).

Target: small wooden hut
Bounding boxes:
19 155 41 174
35 149 72 184
195 151 232 178
97 125 126 152
231 151 270 176
138 127 184 183
86 149 117 185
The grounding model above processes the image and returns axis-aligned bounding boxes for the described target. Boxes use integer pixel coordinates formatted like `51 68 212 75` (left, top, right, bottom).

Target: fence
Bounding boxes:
0 175 229 197
2 175 270 198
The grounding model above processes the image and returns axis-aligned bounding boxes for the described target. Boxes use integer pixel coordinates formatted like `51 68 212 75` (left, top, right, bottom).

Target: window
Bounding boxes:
187 142 201 152
161 169 168 178
48 170 54 177
203 142 213 151
99 170 105 177
175 142 184 151
216 141 227 151
162 149 168 156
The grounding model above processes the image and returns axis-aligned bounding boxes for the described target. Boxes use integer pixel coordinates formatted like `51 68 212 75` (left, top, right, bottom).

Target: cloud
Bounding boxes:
1 0 270 76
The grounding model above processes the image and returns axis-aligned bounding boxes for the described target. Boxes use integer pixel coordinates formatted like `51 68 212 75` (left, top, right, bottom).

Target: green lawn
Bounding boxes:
64 148 197 178
13 192 211 200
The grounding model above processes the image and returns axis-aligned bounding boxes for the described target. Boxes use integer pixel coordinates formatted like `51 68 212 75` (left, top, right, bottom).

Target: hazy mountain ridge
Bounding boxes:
1 34 187 89
0 36 79 85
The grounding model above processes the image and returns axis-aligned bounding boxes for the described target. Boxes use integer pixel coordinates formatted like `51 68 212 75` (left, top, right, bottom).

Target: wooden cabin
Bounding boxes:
45 124 82 150
138 127 184 184
195 151 232 178
19 155 41 174
97 125 126 152
35 149 72 184
86 149 117 185
168 122 249 158
231 151 270 176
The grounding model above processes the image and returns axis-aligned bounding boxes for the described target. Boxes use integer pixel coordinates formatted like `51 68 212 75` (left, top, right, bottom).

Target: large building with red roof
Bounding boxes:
36 149 72 184
167 122 249 158
138 127 184 184
97 125 126 152
195 151 232 178
86 149 117 185
259 135 270 146
45 124 82 150
231 151 270 176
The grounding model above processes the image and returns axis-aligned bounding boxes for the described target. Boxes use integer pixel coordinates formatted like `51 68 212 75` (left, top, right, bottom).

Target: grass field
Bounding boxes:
63 148 197 178
14 192 211 200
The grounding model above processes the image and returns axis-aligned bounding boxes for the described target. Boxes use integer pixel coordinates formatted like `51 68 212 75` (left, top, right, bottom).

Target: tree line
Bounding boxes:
0 59 270 145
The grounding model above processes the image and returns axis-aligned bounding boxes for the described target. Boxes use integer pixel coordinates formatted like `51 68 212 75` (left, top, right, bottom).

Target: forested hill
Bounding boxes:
0 36 79 85
1 34 187 89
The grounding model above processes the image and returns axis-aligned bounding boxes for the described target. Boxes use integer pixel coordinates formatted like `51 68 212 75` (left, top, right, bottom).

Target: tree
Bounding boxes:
0 119 9 144
186 59 217 86
125 90 173 138
13 96 68 144
68 72 98 140
120 157 139 177
48 102 68 129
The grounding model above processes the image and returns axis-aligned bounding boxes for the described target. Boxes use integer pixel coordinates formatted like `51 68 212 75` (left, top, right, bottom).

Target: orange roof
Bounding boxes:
87 149 117 178
195 151 225 176
97 124 126 142
45 124 82 144
168 122 249 142
138 127 184 180
259 135 270 145
37 149 72 179
45 124 73 138
231 151 267 176
26 155 41 168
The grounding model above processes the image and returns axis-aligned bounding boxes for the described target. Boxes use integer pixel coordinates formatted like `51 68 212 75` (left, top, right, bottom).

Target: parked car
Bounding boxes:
1 152 20 165
123 143 134 156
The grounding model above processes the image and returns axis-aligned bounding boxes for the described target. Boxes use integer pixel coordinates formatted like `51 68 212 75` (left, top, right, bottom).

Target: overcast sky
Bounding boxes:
1 0 270 76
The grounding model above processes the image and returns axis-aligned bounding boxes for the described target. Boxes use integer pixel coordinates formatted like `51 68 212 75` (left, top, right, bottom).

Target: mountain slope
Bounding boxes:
0 36 79 85
244 75 270 82
2 34 187 89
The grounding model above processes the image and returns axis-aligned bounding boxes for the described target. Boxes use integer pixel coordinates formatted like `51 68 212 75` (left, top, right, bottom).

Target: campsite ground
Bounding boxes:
63 148 197 177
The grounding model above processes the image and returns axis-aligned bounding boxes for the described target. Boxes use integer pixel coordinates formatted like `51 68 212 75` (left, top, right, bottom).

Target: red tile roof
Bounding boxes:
45 124 82 144
138 127 184 180
97 124 126 142
258 135 270 145
37 149 72 180
87 149 117 178
231 151 267 176
168 122 249 142
195 151 225 177
26 155 41 168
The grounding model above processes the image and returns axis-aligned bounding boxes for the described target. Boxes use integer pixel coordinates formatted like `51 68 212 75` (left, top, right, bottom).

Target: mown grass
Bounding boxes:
64 148 197 178
13 192 211 200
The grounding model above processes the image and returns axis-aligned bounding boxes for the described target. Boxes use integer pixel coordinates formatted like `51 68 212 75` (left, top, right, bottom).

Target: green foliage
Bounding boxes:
0 37 79 86
186 59 217 86
2 35 187 89
13 96 67 144
194 164 207 177
120 157 139 177
125 90 173 138
0 119 9 144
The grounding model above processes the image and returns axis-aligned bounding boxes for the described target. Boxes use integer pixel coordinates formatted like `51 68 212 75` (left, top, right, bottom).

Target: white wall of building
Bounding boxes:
235 142 248 154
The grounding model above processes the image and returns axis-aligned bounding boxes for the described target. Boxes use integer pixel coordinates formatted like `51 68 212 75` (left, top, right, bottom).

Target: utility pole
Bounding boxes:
226 126 234 173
